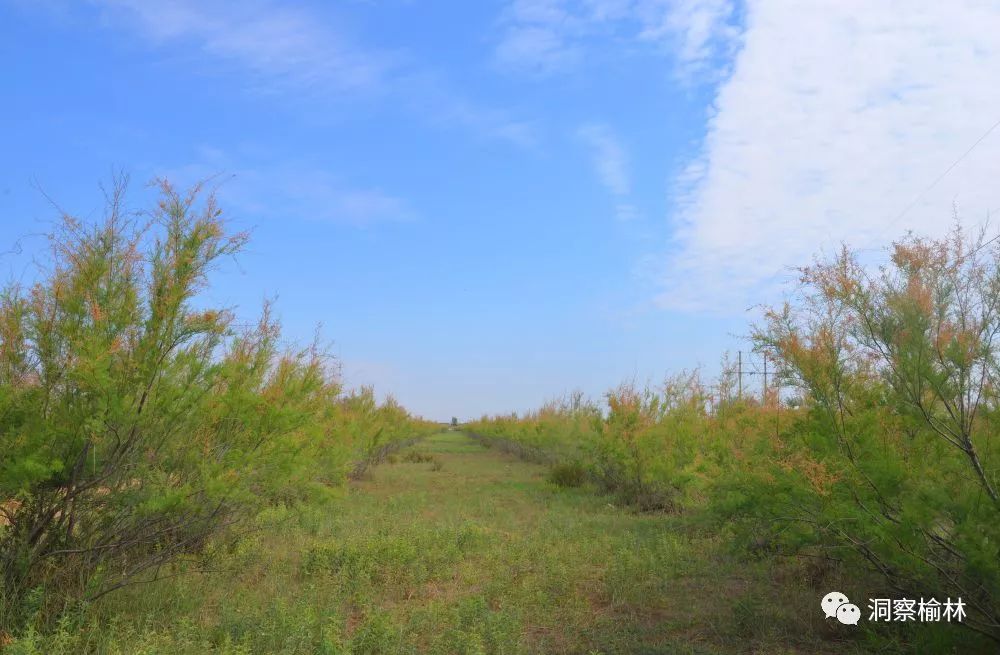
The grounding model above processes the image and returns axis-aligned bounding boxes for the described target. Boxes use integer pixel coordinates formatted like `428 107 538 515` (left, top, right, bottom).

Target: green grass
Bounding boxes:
10 432 875 654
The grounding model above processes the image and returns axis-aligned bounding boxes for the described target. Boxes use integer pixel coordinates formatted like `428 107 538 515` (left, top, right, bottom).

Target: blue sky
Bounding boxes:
3 1 1000 420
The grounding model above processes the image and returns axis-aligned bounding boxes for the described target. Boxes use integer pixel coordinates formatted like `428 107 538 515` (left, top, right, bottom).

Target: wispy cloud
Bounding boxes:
634 0 741 76
578 123 638 220
495 24 581 76
494 0 585 76
164 149 414 228
254 172 414 227
494 0 740 78
578 124 630 196
98 0 392 92
396 72 538 149
88 0 536 147
659 0 1000 313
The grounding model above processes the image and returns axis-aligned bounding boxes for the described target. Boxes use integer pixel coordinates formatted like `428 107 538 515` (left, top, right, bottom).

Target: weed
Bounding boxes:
402 450 436 464
548 461 587 488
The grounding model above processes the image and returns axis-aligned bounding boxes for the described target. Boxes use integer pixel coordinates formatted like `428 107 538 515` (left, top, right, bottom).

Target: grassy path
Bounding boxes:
333 429 705 654
81 431 846 654
298 431 840 654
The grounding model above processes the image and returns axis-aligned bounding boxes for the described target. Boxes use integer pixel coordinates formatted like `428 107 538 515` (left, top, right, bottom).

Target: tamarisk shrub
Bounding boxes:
0 180 424 631
746 225 1000 642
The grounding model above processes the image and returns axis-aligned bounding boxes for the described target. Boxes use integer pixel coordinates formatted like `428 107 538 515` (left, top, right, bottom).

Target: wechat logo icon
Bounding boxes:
822 591 860 625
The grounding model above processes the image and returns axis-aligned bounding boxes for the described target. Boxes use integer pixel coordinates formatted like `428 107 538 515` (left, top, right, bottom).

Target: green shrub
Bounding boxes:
0 180 433 634
402 450 435 464
745 227 1000 641
547 461 586 488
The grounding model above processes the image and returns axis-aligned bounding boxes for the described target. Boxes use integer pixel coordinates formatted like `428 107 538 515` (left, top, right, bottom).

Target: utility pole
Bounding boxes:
762 353 768 405
737 350 743 400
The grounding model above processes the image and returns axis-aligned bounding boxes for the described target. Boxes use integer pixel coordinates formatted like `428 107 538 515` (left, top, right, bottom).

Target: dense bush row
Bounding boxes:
0 181 435 637
468 226 1000 648
468 378 783 511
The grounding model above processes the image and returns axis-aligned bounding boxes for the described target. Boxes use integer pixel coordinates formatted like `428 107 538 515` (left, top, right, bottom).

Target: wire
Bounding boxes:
879 116 1000 238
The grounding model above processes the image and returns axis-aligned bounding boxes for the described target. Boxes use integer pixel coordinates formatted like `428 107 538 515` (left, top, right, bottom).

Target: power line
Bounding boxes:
880 115 1000 239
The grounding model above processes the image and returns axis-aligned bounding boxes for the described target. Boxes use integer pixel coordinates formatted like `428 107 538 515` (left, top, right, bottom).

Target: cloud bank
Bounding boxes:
662 0 1000 312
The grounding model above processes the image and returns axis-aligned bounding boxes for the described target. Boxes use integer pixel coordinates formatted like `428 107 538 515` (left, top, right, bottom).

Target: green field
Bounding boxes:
10 430 876 654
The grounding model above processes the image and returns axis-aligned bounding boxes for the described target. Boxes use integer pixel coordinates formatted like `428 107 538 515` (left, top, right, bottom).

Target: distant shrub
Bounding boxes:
547 461 586 488
398 450 443 470
401 450 435 464
469 377 716 512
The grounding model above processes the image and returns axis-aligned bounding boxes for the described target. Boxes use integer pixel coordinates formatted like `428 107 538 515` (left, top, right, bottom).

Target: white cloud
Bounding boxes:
163 151 414 227
578 123 630 196
578 123 641 221
660 0 1000 313
98 0 391 91
277 181 413 227
91 0 536 148
635 0 741 79
238 174 413 228
397 72 538 149
495 0 739 77
495 24 581 75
